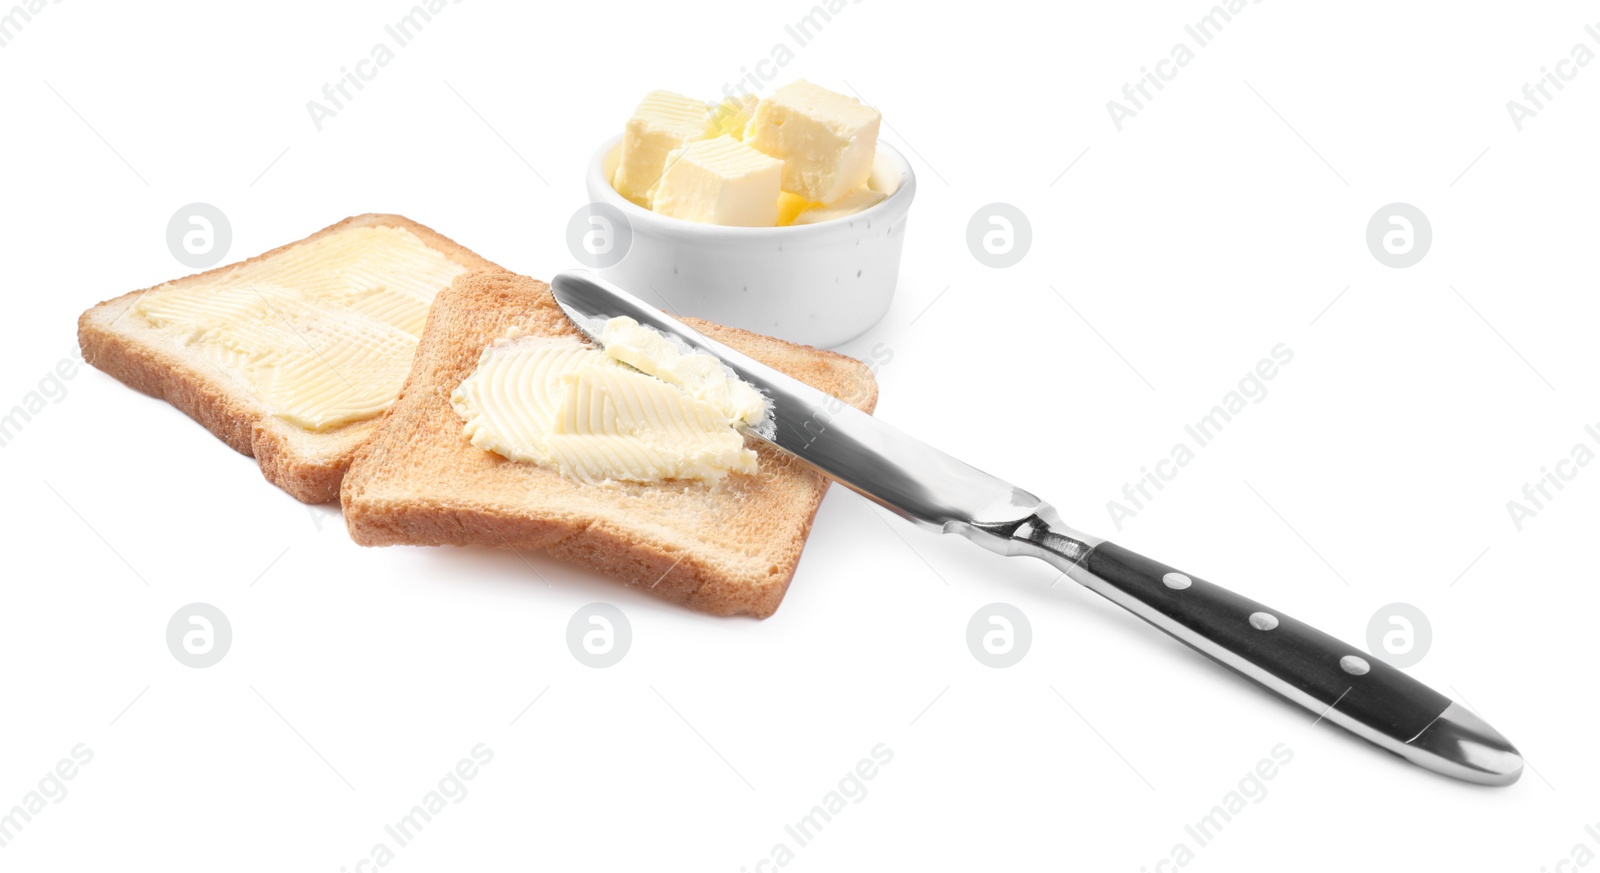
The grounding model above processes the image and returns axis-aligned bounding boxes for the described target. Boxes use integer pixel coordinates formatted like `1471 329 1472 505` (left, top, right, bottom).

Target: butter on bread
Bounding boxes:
76 214 501 503
340 271 879 618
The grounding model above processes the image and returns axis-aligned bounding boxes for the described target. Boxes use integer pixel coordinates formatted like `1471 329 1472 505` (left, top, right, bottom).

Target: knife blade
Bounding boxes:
550 269 1524 787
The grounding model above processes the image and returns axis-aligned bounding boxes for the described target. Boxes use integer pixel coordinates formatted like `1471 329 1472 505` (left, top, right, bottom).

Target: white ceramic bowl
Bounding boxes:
583 135 915 348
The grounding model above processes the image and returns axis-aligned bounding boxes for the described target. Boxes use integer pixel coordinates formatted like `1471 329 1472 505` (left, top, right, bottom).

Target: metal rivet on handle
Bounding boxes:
1340 655 1371 676
1249 612 1279 631
1162 572 1192 590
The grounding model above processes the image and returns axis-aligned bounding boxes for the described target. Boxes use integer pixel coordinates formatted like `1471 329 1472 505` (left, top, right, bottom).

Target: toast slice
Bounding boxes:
341 270 879 618
77 214 501 503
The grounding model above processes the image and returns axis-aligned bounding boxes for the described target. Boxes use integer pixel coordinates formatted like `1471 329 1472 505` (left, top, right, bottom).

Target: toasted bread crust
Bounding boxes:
341 271 879 618
77 214 503 503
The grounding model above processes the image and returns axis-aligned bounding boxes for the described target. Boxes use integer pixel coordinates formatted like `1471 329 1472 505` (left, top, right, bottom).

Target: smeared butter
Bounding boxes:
133 225 467 431
597 316 768 428
450 318 767 485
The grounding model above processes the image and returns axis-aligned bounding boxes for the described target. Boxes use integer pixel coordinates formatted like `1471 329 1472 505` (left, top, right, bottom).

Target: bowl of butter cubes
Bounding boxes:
584 80 914 348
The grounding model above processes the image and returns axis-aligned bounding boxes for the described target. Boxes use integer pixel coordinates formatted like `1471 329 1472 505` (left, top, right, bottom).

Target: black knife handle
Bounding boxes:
1082 542 1447 741
990 515 1521 784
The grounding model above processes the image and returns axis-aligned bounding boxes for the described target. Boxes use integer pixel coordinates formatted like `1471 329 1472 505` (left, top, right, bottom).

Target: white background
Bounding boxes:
2 0 1597 869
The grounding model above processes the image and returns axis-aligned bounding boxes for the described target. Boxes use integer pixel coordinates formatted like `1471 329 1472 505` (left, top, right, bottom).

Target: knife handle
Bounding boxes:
1087 541 1447 733
1000 515 1522 785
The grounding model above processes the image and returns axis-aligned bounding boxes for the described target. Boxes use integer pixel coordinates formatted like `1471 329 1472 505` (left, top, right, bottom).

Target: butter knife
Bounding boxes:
551 269 1523 786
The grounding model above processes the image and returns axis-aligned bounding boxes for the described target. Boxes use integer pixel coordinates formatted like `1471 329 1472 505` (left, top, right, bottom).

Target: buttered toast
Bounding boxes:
340 270 879 618
77 214 501 503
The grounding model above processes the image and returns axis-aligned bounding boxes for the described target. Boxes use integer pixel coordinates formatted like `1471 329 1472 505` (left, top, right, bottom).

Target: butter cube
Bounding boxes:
612 91 715 207
745 80 881 204
712 94 758 140
652 136 783 227
792 186 887 225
